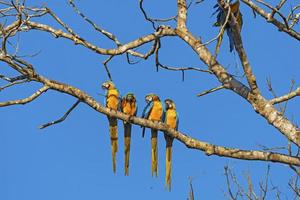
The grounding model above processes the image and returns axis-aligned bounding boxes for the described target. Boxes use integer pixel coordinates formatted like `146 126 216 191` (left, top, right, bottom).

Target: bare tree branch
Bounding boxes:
0 78 29 91
241 0 300 41
197 85 225 97
39 99 81 129
67 0 145 59
188 177 195 200
154 38 212 81
175 1 300 146
218 0 260 96
0 85 49 107
0 52 299 166
270 86 300 105
25 21 176 55
0 0 299 185
102 55 114 81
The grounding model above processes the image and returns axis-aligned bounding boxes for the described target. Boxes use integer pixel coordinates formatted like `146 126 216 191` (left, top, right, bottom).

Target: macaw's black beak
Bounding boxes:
126 96 133 101
165 103 170 109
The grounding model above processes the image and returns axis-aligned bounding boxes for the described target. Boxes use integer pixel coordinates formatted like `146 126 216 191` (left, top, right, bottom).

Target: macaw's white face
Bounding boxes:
126 94 136 102
101 81 114 90
165 99 175 110
145 95 153 103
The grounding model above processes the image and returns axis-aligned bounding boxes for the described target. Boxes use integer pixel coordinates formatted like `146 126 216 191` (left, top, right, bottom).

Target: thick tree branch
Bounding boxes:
35 76 300 166
174 2 300 147
177 0 187 30
218 1 260 96
0 54 299 166
176 27 300 146
0 1 299 174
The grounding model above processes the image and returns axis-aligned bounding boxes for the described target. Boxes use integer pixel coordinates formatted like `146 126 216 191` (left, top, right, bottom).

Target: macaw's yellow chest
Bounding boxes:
148 101 163 121
166 109 177 129
106 89 119 110
122 102 137 115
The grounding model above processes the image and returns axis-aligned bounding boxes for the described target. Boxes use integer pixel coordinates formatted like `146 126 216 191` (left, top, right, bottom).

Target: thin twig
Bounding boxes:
255 0 289 28
39 99 81 129
188 177 195 200
102 55 114 81
139 0 177 29
270 0 287 18
270 86 300 105
68 0 147 58
0 78 29 91
154 38 212 81
282 79 295 115
197 85 225 97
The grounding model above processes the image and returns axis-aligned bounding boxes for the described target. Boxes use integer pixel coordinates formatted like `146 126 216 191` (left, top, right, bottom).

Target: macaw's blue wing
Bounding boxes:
162 110 166 123
134 104 138 116
142 101 153 119
141 101 153 137
118 96 123 111
226 28 235 52
176 112 179 131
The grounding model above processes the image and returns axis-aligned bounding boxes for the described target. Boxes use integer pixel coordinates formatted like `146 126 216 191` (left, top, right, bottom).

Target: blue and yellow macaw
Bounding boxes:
163 99 179 191
142 93 163 177
213 0 243 52
102 81 120 173
120 93 137 176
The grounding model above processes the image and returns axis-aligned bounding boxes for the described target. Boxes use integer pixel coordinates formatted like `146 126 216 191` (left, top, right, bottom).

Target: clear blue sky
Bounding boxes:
1 0 299 199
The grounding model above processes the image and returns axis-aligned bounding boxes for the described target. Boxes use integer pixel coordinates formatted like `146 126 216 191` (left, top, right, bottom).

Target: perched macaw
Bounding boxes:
120 93 137 176
163 99 179 191
142 94 163 177
213 0 243 52
102 81 120 173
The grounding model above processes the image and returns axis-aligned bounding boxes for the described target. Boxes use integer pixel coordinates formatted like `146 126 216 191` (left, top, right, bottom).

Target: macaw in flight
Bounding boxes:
163 99 179 191
213 0 243 52
120 93 137 176
102 81 120 173
142 93 163 177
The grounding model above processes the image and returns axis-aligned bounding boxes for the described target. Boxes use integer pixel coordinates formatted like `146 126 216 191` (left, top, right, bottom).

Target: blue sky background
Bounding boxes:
1 0 299 199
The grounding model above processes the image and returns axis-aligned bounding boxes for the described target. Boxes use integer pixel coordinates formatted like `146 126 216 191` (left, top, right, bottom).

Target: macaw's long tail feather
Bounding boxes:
124 122 132 176
108 117 118 173
151 129 158 177
164 134 174 191
227 28 235 52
